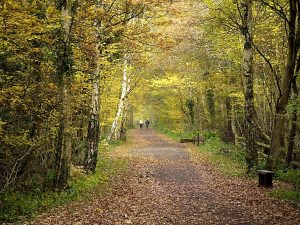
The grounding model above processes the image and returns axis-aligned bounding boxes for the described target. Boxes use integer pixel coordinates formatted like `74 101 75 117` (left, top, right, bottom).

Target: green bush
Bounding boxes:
202 136 224 152
203 130 217 140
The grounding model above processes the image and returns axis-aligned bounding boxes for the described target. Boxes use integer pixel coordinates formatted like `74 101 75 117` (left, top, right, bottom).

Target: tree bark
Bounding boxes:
119 96 129 140
84 0 102 174
268 0 297 170
108 55 129 141
231 104 239 145
206 89 215 121
224 97 235 143
241 0 257 171
286 103 298 164
84 60 100 173
286 63 300 164
54 0 74 190
119 73 131 140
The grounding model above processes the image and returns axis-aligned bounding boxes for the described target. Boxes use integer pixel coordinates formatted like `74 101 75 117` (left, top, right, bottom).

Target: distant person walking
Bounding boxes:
145 120 150 129
139 120 143 130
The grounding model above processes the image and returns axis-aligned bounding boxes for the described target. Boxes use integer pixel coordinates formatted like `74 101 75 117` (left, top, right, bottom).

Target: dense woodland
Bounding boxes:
1 0 300 218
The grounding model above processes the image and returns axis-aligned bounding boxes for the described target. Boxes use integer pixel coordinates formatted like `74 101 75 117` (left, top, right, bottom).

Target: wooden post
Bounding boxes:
197 132 200 146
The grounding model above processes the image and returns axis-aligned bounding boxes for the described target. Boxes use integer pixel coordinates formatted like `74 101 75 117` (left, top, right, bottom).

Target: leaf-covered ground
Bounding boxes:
30 129 300 225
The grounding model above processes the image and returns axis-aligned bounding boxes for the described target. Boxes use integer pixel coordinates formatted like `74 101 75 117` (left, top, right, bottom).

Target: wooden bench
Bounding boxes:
258 170 274 188
179 138 194 143
179 133 205 146
291 161 300 169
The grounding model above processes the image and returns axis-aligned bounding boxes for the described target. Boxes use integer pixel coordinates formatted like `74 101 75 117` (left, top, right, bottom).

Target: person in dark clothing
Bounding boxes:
145 120 150 129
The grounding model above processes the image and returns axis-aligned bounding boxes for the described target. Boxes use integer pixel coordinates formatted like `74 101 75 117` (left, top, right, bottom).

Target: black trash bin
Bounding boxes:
258 170 274 187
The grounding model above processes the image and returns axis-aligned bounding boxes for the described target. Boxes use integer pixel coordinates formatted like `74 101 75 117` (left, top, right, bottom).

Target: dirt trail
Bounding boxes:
31 129 300 225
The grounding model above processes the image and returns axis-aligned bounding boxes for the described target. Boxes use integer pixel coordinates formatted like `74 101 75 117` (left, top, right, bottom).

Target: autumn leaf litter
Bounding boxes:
30 129 300 225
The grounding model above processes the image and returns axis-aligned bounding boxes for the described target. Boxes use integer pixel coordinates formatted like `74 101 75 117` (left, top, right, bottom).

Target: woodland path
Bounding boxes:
31 129 300 225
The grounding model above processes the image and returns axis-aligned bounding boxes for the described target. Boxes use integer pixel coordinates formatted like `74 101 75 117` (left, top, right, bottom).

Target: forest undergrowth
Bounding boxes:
0 141 128 223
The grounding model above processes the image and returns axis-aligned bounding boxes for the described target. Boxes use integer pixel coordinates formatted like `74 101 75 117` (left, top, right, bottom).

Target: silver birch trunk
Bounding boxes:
108 56 129 141
84 1 101 173
119 77 131 140
241 0 257 171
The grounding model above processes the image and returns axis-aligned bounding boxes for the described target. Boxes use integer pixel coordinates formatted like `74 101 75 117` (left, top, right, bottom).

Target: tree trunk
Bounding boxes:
286 63 300 164
268 0 297 170
206 89 215 121
54 0 74 189
286 104 298 164
241 0 257 171
119 96 129 140
119 73 131 140
231 104 239 145
224 97 235 143
195 96 203 133
108 55 129 141
84 1 102 174
84 59 100 173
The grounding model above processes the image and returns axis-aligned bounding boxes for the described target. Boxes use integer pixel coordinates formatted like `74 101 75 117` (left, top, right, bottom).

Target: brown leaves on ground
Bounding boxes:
30 129 300 225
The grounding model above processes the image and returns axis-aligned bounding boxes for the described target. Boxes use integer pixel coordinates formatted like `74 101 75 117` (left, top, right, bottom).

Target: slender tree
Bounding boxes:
84 0 102 173
108 55 130 141
54 0 77 189
224 97 235 143
241 0 258 171
267 0 299 169
286 59 300 164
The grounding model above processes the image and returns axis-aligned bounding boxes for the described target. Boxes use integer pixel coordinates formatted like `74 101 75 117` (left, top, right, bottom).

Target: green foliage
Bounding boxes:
203 130 217 140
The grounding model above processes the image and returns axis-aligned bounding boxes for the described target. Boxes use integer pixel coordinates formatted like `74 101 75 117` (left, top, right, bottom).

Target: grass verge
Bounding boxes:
198 137 247 177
